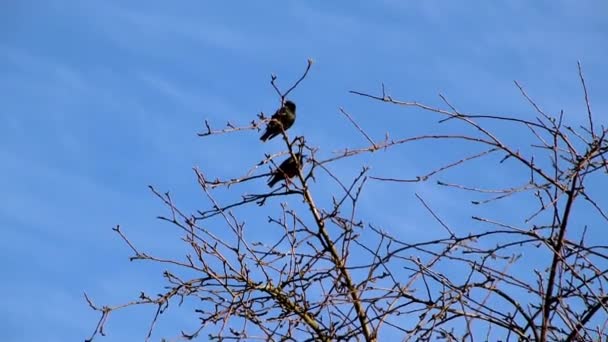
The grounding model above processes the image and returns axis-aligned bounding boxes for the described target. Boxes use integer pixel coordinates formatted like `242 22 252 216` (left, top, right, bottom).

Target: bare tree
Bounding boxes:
86 60 608 342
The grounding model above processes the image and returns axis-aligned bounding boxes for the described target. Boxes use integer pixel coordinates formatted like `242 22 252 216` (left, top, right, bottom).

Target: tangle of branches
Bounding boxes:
86 60 608 342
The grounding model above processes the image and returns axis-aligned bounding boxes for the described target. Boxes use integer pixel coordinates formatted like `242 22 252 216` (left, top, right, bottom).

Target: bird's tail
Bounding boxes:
267 177 279 188
260 131 270 142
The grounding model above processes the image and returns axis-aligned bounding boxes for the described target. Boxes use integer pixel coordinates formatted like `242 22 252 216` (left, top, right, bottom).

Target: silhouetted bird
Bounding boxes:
267 153 305 188
260 100 296 142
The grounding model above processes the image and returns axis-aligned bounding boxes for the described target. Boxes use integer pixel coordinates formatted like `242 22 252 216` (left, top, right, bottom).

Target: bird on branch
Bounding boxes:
260 100 296 142
268 153 305 188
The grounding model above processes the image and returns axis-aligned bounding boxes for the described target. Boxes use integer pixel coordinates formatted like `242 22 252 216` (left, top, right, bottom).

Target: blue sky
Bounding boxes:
1 1 607 341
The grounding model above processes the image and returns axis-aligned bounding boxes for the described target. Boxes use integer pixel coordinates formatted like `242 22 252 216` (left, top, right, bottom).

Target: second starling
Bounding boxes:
260 100 296 142
267 153 305 188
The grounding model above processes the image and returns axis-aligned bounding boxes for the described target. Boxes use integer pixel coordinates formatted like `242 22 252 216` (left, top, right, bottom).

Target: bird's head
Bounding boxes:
284 100 296 112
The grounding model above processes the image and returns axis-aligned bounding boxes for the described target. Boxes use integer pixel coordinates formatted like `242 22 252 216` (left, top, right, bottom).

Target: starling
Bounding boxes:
260 100 296 142
268 153 305 188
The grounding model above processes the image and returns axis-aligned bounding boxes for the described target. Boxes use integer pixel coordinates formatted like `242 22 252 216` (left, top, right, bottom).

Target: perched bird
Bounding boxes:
268 153 305 188
260 100 296 142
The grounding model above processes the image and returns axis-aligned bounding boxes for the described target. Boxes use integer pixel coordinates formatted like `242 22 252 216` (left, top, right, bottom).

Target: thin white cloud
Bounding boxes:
82 1 266 55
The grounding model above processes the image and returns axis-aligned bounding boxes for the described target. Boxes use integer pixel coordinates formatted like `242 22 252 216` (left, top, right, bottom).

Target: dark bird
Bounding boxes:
260 100 296 142
268 153 305 188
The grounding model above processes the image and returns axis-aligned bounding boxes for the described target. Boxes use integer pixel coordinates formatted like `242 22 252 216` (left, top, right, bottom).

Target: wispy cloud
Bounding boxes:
82 1 266 55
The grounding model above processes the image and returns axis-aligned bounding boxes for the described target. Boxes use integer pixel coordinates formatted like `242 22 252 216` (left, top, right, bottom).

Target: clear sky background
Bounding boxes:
1 1 607 341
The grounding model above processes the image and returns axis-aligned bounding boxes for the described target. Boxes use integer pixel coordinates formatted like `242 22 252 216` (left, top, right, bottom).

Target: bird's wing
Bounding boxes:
271 107 287 120
278 158 292 170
